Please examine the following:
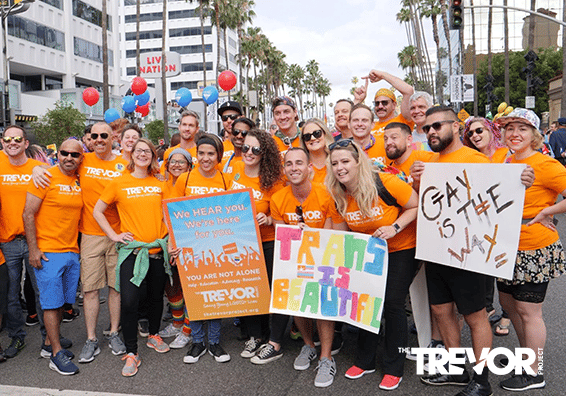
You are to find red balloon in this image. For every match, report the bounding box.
[131,77,147,95]
[82,87,99,107]
[136,103,150,117]
[218,70,237,91]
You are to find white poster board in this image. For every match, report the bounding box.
[416,163,526,280]
[271,225,389,335]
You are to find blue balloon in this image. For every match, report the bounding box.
[121,96,136,113]
[202,86,218,105]
[175,88,192,107]
[104,108,120,123]
[135,90,150,106]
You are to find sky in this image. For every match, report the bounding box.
[253,0,421,114]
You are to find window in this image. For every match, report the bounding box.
[169,9,197,19]
[7,16,65,51]
[170,26,212,37]
[229,37,237,49]
[181,62,212,72]
[126,30,162,40]
[124,12,162,23]
[171,81,198,90]
[169,44,212,55]
[45,76,63,90]
[40,0,63,9]
[126,67,136,76]
[126,47,161,58]
[74,37,114,66]
[72,0,112,31]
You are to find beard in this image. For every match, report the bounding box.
[386,146,405,160]
[429,133,453,153]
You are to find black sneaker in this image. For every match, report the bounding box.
[500,373,545,391]
[331,332,343,356]
[62,308,80,323]
[209,343,231,362]
[455,379,492,396]
[49,350,79,375]
[138,319,149,337]
[4,337,25,358]
[421,370,470,386]
[183,342,207,363]
[0,344,5,362]
[250,343,283,365]
[25,314,39,326]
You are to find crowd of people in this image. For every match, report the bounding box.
[0,69,564,396]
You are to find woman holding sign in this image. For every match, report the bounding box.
[227,129,284,359]
[93,138,171,377]
[327,139,419,391]
[174,133,231,364]
[300,118,334,184]
[494,109,566,391]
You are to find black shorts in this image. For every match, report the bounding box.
[496,281,549,303]
[0,264,7,315]
[425,262,488,316]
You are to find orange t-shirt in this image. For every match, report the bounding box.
[271,182,333,229]
[364,132,387,166]
[490,147,510,163]
[222,156,243,175]
[509,152,566,250]
[222,139,235,161]
[388,149,436,184]
[174,169,227,197]
[274,134,302,154]
[228,161,284,242]
[0,250,5,265]
[26,166,83,253]
[372,113,415,134]
[78,153,128,236]
[0,158,43,242]
[99,173,168,249]
[330,173,415,252]
[312,164,327,184]
[430,146,490,164]
[161,144,198,173]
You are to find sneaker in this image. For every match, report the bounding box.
[209,343,231,363]
[60,336,73,349]
[170,332,191,349]
[408,339,445,361]
[146,334,170,353]
[184,342,207,363]
[421,370,470,386]
[49,350,79,375]
[78,339,100,363]
[121,353,141,377]
[158,323,182,338]
[138,319,149,337]
[345,365,375,379]
[240,337,262,358]
[108,332,126,356]
[4,337,25,358]
[103,324,121,337]
[25,314,39,326]
[500,373,545,391]
[0,344,5,363]
[40,345,75,359]
[293,344,317,370]
[331,332,343,356]
[62,308,80,323]
[379,375,403,390]
[250,343,283,365]
[314,357,336,388]
[456,379,493,395]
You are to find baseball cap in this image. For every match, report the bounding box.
[217,101,243,116]
[495,108,540,130]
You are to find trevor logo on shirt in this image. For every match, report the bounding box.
[56,183,81,194]
[123,186,162,197]
[85,167,124,179]
[2,174,31,184]
[344,206,383,222]
[287,210,323,222]
[231,180,263,200]
[188,186,224,195]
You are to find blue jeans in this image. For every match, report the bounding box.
[189,319,222,344]
[1,238,45,340]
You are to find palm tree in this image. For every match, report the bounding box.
[232,0,255,97]
[470,0,478,115]
[102,0,109,110]
[162,0,168,142]
[420,0,441,102]
[286,63,305,119]
[438,0,453,75]
[136,0,141,76]
[398,45,418,86]
[504,0,510,103]
[188,0,209,129]
[305,60,321,117]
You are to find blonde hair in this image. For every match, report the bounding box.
[300,118,334,155]
[326,140,379,218]
[503,123,544,150]
[127,138,160,176]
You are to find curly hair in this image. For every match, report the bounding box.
[463,117,504,153]
[246,128,283,191]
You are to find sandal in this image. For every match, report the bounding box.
[494,318,511,336]
[487,309,502,324]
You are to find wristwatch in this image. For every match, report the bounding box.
[392,223,401,233]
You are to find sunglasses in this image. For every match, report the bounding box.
[295,205,304,223]
[374,100,391,108]
[242,144,261,156]
[329,138,357,151]
[231,128,248,137]
[59,150,81,158]
[302,129,323,142]
[466,127,484,138]
[2,136,24,143]
[221,114,239,122]
[422,120,456,134]
[90,132,109,140]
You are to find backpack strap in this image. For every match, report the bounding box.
[375,172,401,208]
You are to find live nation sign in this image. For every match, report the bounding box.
[139,51,181,78]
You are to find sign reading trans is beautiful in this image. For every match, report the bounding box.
[271,225,389,335]
[163,190,271,321]
[416,163,526,280]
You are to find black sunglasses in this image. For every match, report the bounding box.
[374,100,391,107]
[242,144,261,156]
[90,132,109,140]
[466,127,484,138]
[302,129,323,142]
[221,114,239,122]
[295,205,304,223]
[231,128,248,137]
[2,136,23,143]
[329,138,357,151]
[422,120,455,134]
[59,150,81,158]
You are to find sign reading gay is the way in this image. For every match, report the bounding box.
[416,163,526,280]
[163,190,271,321]
[271,225,389,335]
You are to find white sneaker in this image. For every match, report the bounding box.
[158,323,181,338]
[170,332,191,349]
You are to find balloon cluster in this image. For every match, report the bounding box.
[100,77,151,123]
[174,70,237,108]
[492,102,514,122]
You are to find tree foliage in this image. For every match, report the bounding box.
[31,101,86,147]
[145,119,165,145]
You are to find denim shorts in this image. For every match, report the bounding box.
[34,252,80,310]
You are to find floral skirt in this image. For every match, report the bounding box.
[499,239,566,286]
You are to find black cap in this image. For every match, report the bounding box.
[558,117,566,125]
[218,101,243,116]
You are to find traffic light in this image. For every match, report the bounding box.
[450,0,463,30]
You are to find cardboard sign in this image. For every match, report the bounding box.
[271,225,389,335]
[416,163,526,279]
[163,190,271,320]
